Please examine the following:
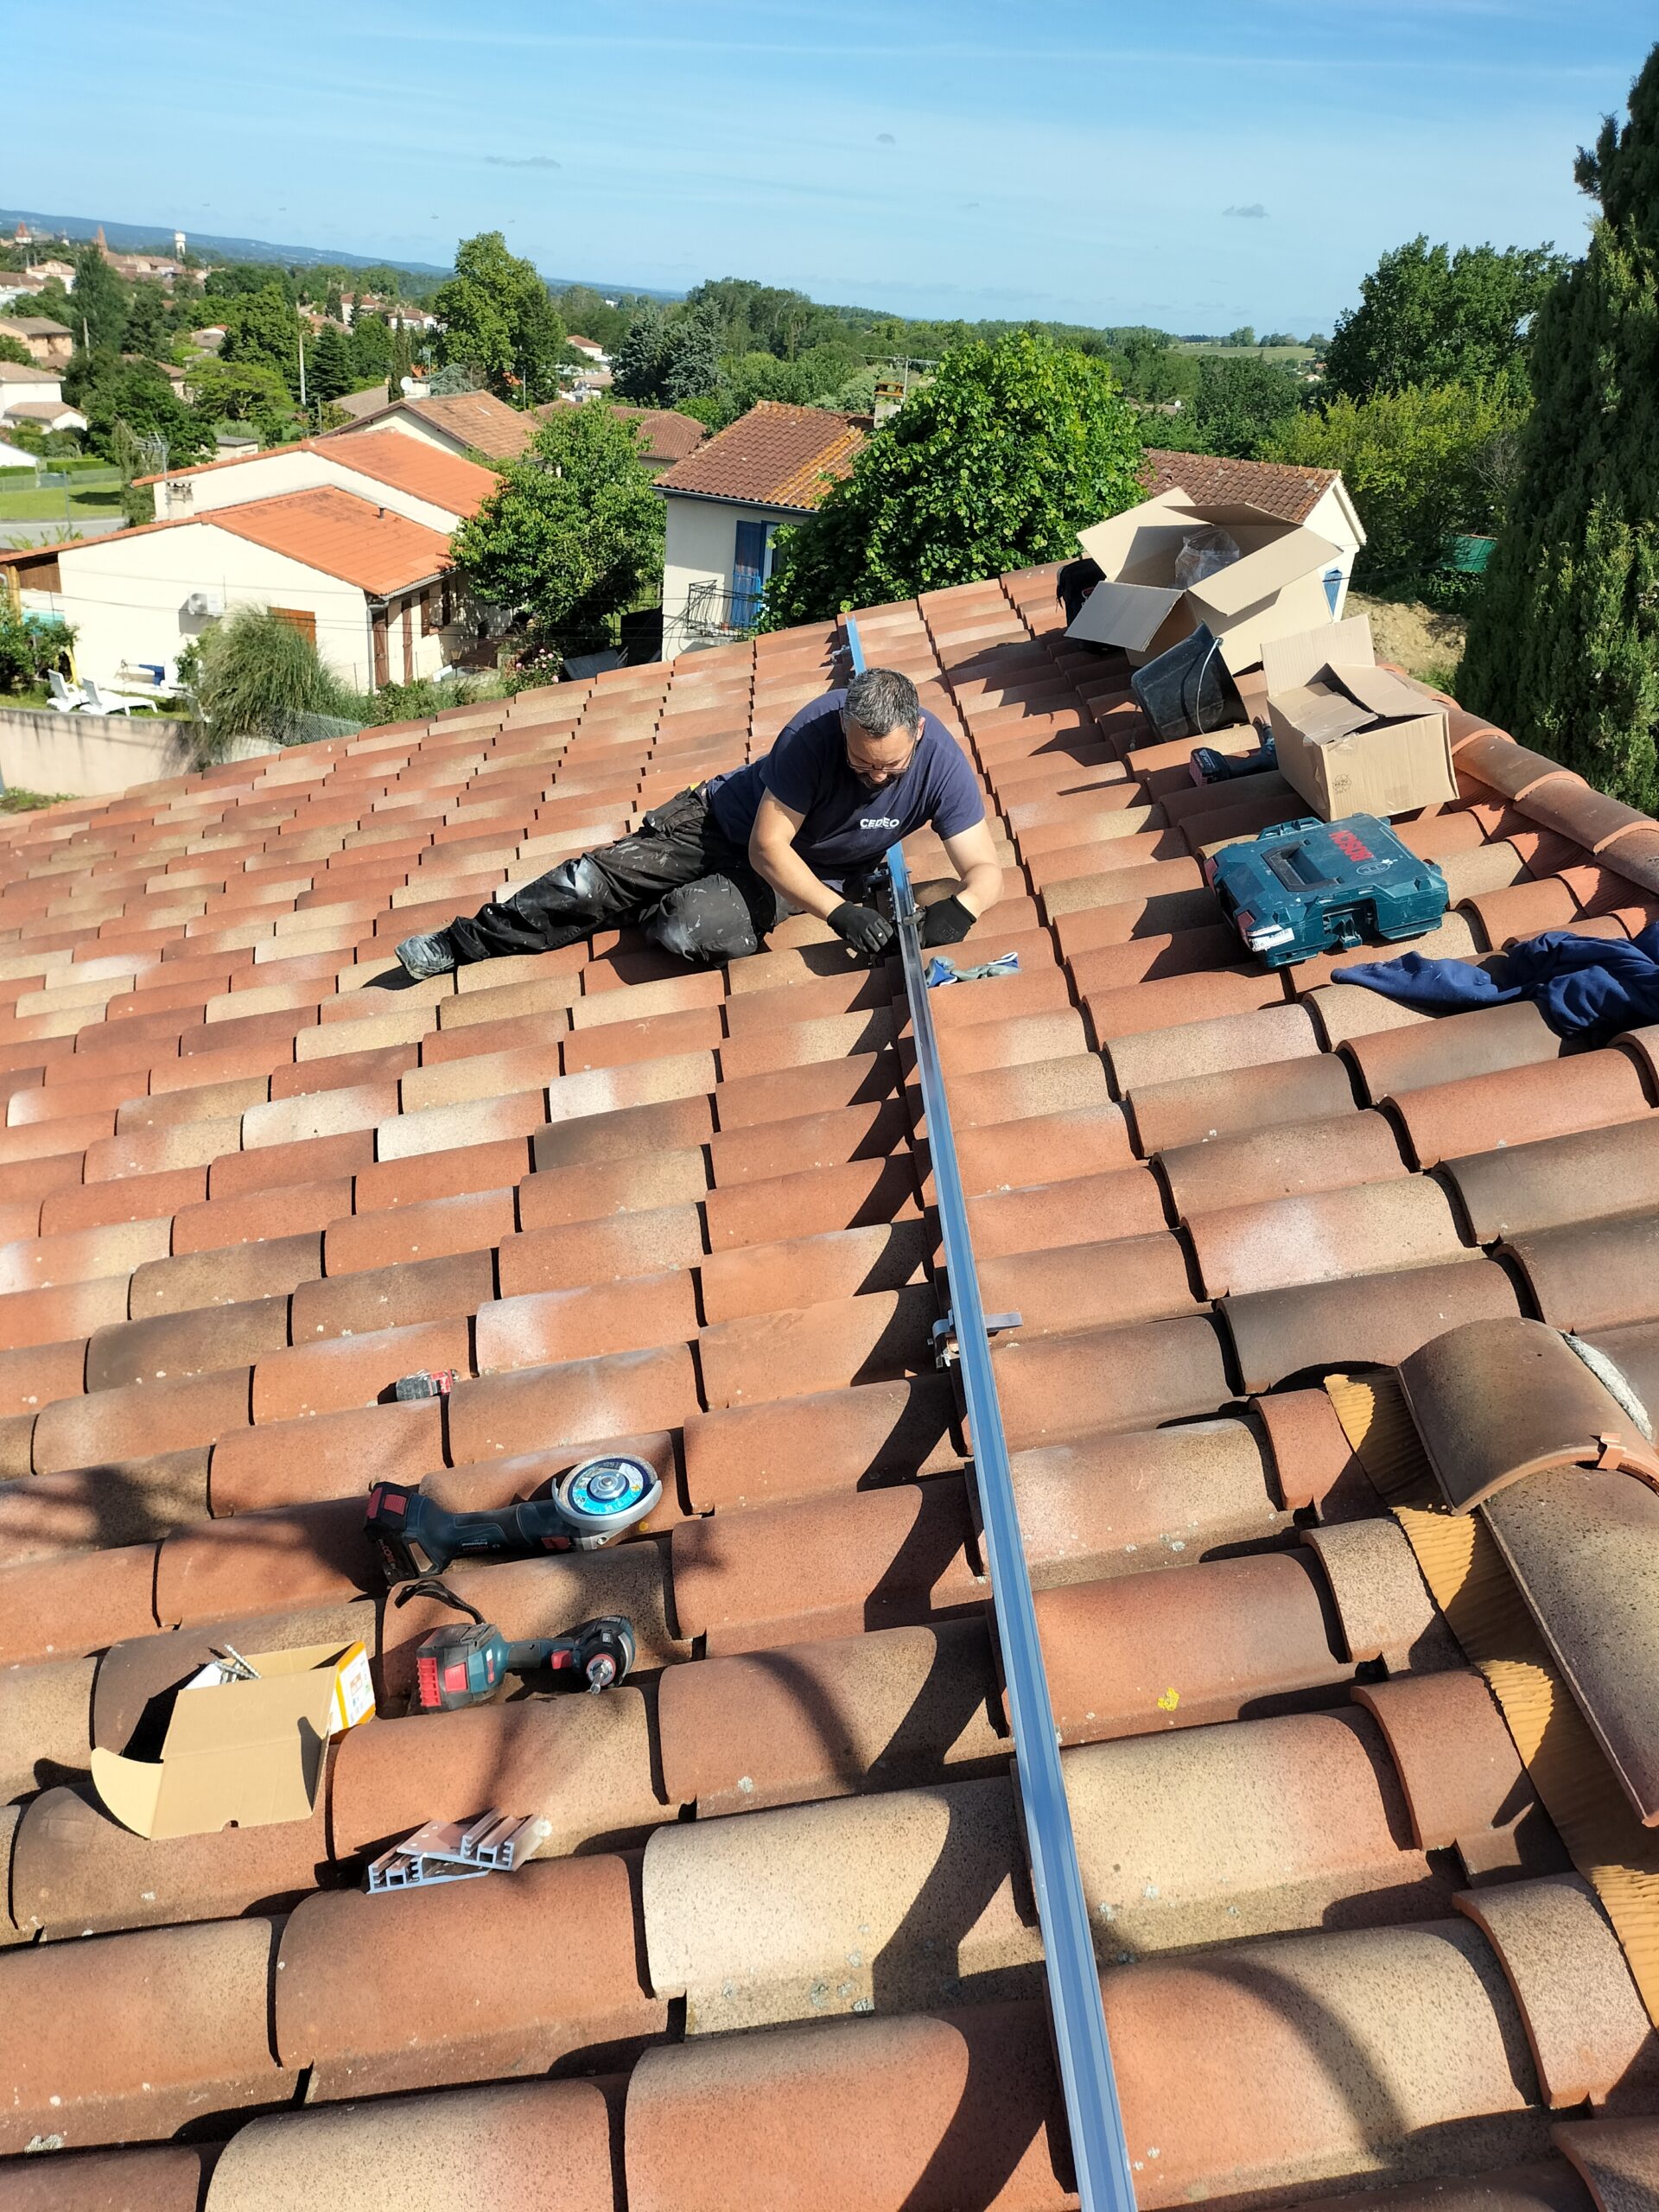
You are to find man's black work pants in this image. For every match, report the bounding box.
[446,785,791,967]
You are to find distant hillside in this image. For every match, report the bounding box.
[0,208,680,299]
[1,207,451,276]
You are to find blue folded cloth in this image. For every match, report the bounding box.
[925,951,1020,988]
[1335,920,1659,1045]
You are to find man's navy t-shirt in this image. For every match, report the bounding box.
[705,690,983,877]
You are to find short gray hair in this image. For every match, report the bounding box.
[843,666,920,737]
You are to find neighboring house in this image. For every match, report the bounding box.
[566,334,608,363]
[561,367,615,401]
[331,383,392,423]
[0,276,51,309]
[3,398,87,434]
[654,400,866,652]
[341,296,441,333]
[320,389,538,464]
[536,398,707,475]
[0,365,75,443]
[30,259,75,288]
[0,316,72,368]
[0,484,458,692]
[192,326,227,353]
[1141,447,1366,618]
[139,429,496,533]
[0,361,63,407]
[0,435,39,467]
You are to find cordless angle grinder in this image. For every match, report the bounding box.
[394,1579,637,1712]
[365,1452,664,1581]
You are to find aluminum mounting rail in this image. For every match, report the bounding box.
[845,613,1138,2212]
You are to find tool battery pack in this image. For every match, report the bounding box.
[1206,814,1448,969]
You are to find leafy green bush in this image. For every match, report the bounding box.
[1261,376,1529,594]
[452,404,664,654]
[0,608,76,696]
[1460,46,1659,811]
[187,606,359,757]
[761,331,1144,624]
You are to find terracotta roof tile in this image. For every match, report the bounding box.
[1142,444,1338,525]
[337,388,541,461]
[0,543,1656,2207]
[655,399,866,510]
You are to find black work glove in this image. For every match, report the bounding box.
[827,901,895,957]
[921,894,976,947]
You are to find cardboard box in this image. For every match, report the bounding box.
[91,1641,375,1840]
[1263,614,1457,821]
[1067,490,1344,672]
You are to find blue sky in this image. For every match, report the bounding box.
[7,0,1655,331]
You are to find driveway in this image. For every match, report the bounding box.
[0,514,127,548]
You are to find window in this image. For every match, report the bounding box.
[270,607,316,645]
[421,584,440,637]
[732,519,768,626]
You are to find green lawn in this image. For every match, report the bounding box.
[0,487,125,520]
[1175,342,1317,363]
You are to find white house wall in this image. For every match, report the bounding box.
[372,412,465,454]
[662,495,786,653]
[48,525,376,690]
[154,448,467,534]
[1306,481,1364,619]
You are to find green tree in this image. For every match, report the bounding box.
[611,307,665,402]
[1324,235,1567,404]
[204,262,299,303]
[350,312,396,388]
[762,331,1145,625]
[219,285,305,394]
[1110,329,1200,406]
[660,310,721,404]
[1225,326,1256,348]
[188,359,301,446]
[123,281,170,360]
[551,284,630,354]
[451,403,664,652]
[67,243,129,355]
[435,231,565,402]
[81,363,213,467]
[0,333,32,367]
[1460,50,1659,810]
[1165,353,1306,458]
[1262,374,1529,590]
[309,321,355,402]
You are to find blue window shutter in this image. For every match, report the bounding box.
[1323,567,1343,613]
[733,520,766,623]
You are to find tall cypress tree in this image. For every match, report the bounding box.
[1461,48,1659,810]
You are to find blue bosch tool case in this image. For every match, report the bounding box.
[1205,814,1448,969]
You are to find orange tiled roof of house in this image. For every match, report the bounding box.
[654,399,865,511]
[206,485,453,593]
[537,398,708,467]
[0,555,1657,2205]
[1141,445,1338,525]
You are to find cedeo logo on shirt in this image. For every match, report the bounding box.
[859,816,902,830]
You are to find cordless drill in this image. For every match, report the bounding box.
[395,1580,638,1713]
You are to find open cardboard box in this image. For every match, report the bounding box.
[1067,489,1343,672]
[91,1641,376,1840]
[1264,613,1457,821]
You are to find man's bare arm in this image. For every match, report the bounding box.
[939,819,1004,917]
[747,791,849,923]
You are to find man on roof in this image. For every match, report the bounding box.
[395,666,1003,977]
